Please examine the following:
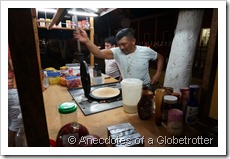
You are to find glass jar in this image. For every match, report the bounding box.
[58,102,78,127]
[167,109,183,136]
[56,102,89,147]
[161,95,178,124]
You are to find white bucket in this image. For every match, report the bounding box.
[120,78,143,114]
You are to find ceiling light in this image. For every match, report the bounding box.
[68,11,98,17]
[36,8,57,13]
[87,8,99,13]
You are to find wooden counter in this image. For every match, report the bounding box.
[42,78,201,147]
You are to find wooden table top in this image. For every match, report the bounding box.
[42,77,198,147]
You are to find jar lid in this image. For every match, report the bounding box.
[163,95,178,104]
[189,85,199,89]
[180,87,189,91]
[58,102,77,114]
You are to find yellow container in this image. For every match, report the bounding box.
[49,76,60,84]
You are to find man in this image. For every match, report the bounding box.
[74,28,164,84]
[104,36,121,80]
[8,46,22,146]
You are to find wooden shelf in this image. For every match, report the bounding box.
[38,26,91,31]
[36,8,95,66]
[38,26,74,30]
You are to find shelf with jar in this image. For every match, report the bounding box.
[36,19,91,31]
[35,8,95,66]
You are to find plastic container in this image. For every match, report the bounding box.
[39,18,45,27]
[66,76,81,89]
[60,66,68,75]
[120,78,143,114]
[47,71,61,84]
[43,71,49,88]
[92,76,104,85]
[60,77,67,86]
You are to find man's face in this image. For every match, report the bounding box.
[117,37,135,54]
[105,42,113,49]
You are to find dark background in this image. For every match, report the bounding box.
[37,8,213,77]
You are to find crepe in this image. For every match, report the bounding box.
[91,87,120,98]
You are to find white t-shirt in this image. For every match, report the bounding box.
[105,59,120,78]
[111,45,157,84]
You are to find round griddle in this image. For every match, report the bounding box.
[80,61,120,101]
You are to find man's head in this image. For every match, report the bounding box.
[104,36,117,49]
[116,28,136,54]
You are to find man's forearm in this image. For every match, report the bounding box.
[156,53,164,74]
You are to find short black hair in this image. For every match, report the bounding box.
[104,36,117,46]
[116,28,135,41]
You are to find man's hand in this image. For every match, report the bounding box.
[73,28,89,43]
[151,72,160,84]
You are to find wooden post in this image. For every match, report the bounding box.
[90,17,94,66]
[32,8,45,91]
[8,8,50,146]
[200,8,218,121]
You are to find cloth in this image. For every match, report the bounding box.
[8,89,21,132]
[105,59,121,79]
[111,45,157,84]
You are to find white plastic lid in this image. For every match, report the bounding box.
[163,95,178,104]
[120,78,143,86]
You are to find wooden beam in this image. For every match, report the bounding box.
[32,11,45,91]
[48,8,66,30]
[90,17,95,66]
[200,8,218,121]
[8,8,50,146]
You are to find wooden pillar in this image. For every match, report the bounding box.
[200,8,218,121]
[90,17,94,66]
[8,8,50,146]
[163,9,204,92]
[31,8,45,91]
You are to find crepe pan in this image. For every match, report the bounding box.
[80,61,120,101]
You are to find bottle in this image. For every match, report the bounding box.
[154,88,165,126]
[185,85,200,124]
[43,70,49,89]
[93,63,101,77]
[15,113,27,147]
[137,86,153,120]
[162,87,173,95]
[161,95,178,124]
[56,102,89,147]
[180,87,190,115]
[85,17,90,29]
[171,92,181,109]
[71,16,75,28]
